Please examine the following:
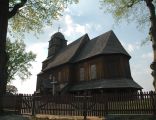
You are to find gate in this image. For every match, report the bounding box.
[20,94,33,115]
[33,94,108,118]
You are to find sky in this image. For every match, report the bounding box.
[12,0,154,94]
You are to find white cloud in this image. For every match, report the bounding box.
[65,14,73,25]
[64,15,74,36]
[85,24,91,31]
[142,52,153,59]
[127,44,134,53]
[121,42,134,53]
[121,41,140,53]
[65,6,83,17]
[75,24,86,34]
[27,42,47,51]
[95,24,102,31]
[63,14,90,37]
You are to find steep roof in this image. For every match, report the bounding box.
[43,30,130,71]
[43,34,89,71]
[73,30,130,62]
[69,78,142,91]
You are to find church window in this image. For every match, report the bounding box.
[53,38,56,43]
[90,64,96,80]
[80,67,85,81]
[58,72,61,82]
[51,47,56,54]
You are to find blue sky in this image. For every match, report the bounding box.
[12,0,154,93]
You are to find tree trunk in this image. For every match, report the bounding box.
[145,0,156,91]
[150,33,156,91]
[0,0,9,113]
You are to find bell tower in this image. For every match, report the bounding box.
[48,32,67,57]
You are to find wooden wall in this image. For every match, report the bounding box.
[72,54,132,82]
[42,65,70,84]
[72,56,103,82]
[37,54,132,89]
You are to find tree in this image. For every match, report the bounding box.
[6,39,36,83]
[6,85,18,94]
[100,0,156,91]
[0,0,78,112]
[0,1,9,112]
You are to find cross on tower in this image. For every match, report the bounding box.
[58,25,61,32]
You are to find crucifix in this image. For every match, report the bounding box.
[49,74,57,96]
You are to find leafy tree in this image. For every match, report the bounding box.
[6,85,18,94]
[100,0,156,91]
[0,0,78,112]
[6,39,36,83]
[9,0,78,37]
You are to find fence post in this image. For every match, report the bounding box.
[32,93,36,116]
[83,92,87,120]
[17,94,23,114]
[104,93,108,120]
[150,91,156,116]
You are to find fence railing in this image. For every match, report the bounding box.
[2,91,156,117]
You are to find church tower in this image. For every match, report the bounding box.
[48,32,67,57]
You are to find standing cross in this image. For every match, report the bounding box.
[49,75,57,96]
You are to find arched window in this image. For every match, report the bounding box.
[90,64,96,80]
[80,67,85,81]
[58,72,61,82]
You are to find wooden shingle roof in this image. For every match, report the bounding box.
[43,30,130,71]
[69,79,142,91]
[73,30,130,62]
[43,34,89,71]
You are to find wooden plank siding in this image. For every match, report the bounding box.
[36,54,133,94]
[48,65,70,83]
[72,54,131,82]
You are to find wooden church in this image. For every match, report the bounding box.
[36,30,142,95]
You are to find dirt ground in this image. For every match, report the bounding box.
[0,115,31,120]
[35,114,104,120]
[0,114,155,120]
[0,114,104,120]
